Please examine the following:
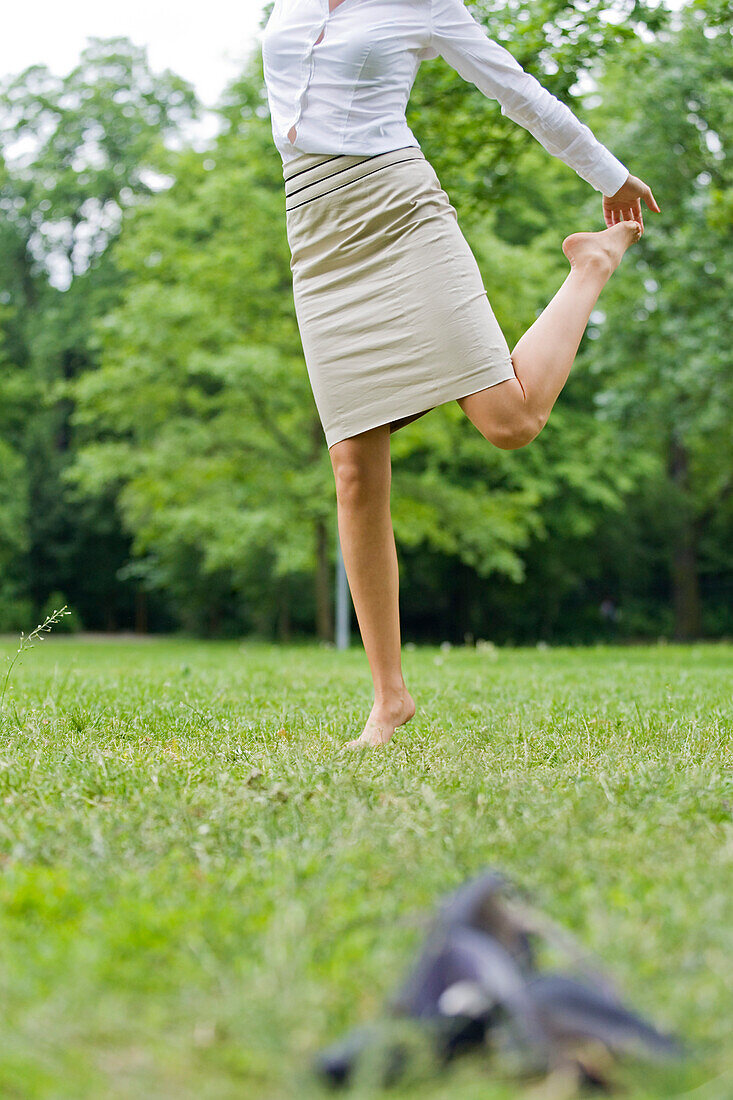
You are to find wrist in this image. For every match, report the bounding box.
[593,153,631,198]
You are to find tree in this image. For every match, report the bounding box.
[583,0,733,638]
[66,80,334,637]
[68,53,640,641]
[0,309,33,628]
[6,4,728,642]
[0,39,199,628]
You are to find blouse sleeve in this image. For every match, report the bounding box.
[428,0,629,196]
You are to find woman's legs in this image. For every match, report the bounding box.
[324,220,640,749]
[457,220,642,447]
[329,423,415,747]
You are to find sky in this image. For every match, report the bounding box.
[3,2,684,113]
[1,0,270,107]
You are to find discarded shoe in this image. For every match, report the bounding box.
[314,871,682,1092]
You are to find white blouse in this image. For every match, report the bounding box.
[259,0,629,197]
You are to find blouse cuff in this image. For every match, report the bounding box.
[581,148,630,197]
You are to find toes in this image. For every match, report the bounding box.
[343,734,391,749]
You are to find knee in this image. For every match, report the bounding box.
[332,459,380,508]
[484,408,547,451]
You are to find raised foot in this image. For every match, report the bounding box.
[562,221,642,278]
[344,689,416,750]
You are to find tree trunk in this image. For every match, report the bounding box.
[134,590,148,634]
[668,435,702,640]
[277,580,292,642]
[314,518,333,641]
[311,415,332,641]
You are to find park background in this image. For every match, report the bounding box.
[0,2,731,1098]
[0,0,730,646]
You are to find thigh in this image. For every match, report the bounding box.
[456,375,526,438]
[328,423,392,486]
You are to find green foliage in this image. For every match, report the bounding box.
[66,65,581,632]
[0,4,730,640]
[0,37,198,282]
[576,1,733,637]
[409,0,671,211]
[0,434,29,617]
[65,95,335,633]
[39,593,82,633]
[0,39,202,631]
[0,322,32,626]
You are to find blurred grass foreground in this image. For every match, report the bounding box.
[0,635,730,1097]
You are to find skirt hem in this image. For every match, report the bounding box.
[324,362,516,450]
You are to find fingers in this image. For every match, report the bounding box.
[644,185,661,213]
[603,189,654,232]
[602,176,659,234]
[626,207,643,234]
[605,205,644,234]
[623,208,642,234]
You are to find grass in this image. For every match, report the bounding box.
[0,635,730,1099]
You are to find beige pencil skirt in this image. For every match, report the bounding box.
[284,145,516,450]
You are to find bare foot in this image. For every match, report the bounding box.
[562,220,642,279]
[344,689,416,749]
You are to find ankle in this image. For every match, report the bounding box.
[373,682,408,708]
[571,251,614,281]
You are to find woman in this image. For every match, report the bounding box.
[260,0,660,749]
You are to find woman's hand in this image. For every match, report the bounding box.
[603,174,660,234]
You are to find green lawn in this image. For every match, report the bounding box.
[0,636,730,1099]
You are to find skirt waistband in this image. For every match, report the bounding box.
[283,146,425,211]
